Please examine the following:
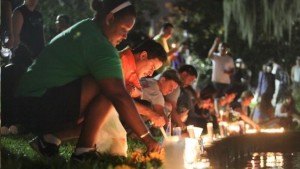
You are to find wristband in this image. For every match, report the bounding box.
[140,131,150,138]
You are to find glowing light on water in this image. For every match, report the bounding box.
[248,152,285,168]
[260,127,284,133]
[246,127,284,134]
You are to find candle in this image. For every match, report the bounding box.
[164,136,185,169]
[206,122,213,142]
[218,122,228,138]
[184,138,198,167]
[187,125,195,138]
[193,127,203,139]
[173,127,182,136]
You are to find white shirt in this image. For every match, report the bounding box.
[140,78,165,107]
[210,52,234,84]
[292,65,300,82]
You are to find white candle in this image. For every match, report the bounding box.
[187,125,195,138]
[164,136,185,169]
[207,122,213,142]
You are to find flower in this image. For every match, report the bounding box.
[114,164,133,169]
[128,149,165,168]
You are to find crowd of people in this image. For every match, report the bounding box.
[1,0,300,165]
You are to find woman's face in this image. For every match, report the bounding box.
[105,15,135,47]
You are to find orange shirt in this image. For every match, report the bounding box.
[120,48,141,89]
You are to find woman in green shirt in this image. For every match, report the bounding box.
[16,0,161,162]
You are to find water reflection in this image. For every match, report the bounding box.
[245,152,300,169]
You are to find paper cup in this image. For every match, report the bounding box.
[164,136,185,169]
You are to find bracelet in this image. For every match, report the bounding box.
[140,131,150,138]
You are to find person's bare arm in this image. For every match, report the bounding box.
[208,37,221,59]
[97,78,161,152]
[12,10,23,49]
[234,107,260,130]
[135,101,166,127]
[168,100,186,128]
[152,104,168,120]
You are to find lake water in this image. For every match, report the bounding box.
[205,152,300,169]
[242,152,300,169]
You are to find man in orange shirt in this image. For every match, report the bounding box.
[120,40,168,125]
[96,40,167,156]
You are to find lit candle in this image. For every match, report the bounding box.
[164,136,185,169]
[171,43,176,49]
[206,122,213,142]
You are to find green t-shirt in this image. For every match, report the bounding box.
[17,19,123,97]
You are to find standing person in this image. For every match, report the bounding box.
[254,63,275,102]
[15,0,161,162]
[2,0,45,134]
[12,0,45,69]
[291,56,300,88]
[55,14,71,33]
[153,23,178,74]
[0,0,13,135]
[231,58,251,100]
[1,0,13,49]
[208,37,235,118]
[171,42,188,71]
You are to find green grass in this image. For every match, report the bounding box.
[1,134,161,169]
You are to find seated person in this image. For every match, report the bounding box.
[230,90,260,130]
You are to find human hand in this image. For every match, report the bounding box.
[214,37,221,44]
[254,123,261,131]
[150,114,166,128]
[142,135,162,153]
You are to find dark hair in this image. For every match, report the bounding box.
[132,40,167,63]
[91,0,136,20]
[178,64,198,77]
[162,22,174,30]
[161,69,182,86]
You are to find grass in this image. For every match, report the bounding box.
[1,134,163,169]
